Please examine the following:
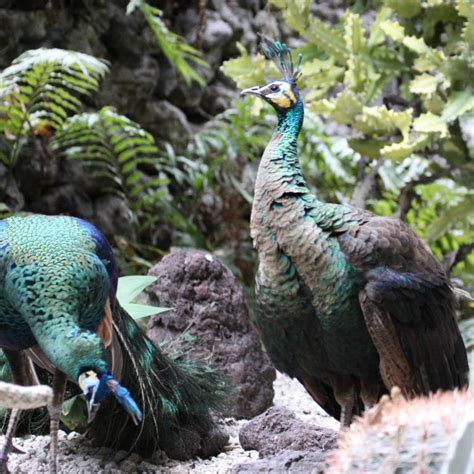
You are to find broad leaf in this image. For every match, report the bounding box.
[442,92,474,122]
[122,303,171,319]
[117,275,157,304]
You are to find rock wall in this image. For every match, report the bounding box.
[0,0,279,240]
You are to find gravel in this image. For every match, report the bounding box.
[2,373,339,473]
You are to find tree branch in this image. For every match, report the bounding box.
[351,159,382,209]
[394,174,443,221]
[443,243,474,274]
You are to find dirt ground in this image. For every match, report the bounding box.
[4,372,339,473]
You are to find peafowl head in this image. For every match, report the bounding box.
[241,35,302,115]
[79,370,142,425]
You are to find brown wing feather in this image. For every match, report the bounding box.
[297,371,342,420]
[359,289,420,396]
[339,214,469,394]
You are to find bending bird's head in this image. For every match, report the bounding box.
[240,35,302,115]
[78,370,142,425]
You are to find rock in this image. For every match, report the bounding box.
[146,249,276,419]
[239,407,338,456]
[91,194,137,241]
[143,100,192,152]
[118,459,138,472]
[202,12,233,51]
[113,449,128,463]
[231,449,328,473]
[103,461,119,471]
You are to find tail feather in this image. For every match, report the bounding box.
[88,303,228,459]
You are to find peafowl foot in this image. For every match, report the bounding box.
[0,407,21,474]
[0,454,10,474]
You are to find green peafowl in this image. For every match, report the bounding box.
[241,37,469,426]
[0,214,226,473]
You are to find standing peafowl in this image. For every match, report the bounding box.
[0,214,226,473]
[241,37,469,426]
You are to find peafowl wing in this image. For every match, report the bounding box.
[335,214,469,395]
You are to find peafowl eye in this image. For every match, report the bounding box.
[241,80,298,111]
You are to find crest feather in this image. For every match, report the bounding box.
[259,34,302,84]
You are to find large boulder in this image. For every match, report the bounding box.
[239,407,338,457]
[233,407,338,473]
[146,249,276,419]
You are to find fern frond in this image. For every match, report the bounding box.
[0,48,108,166]
[127,0,208,86]
[52,107,168,212]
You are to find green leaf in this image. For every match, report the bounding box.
[128,1,207,86]
[409,73,441,95]
[0,48,109,166]
[368,7,393,47]
[60,395,88,432]
[52,106,165,218]
[344,12,366,54]
[117,275,157,304]
[383,0,421,18]
[122,303,171,320]
[220,43,267,89]
[413,112,448,137]
[283,0,311,31]
[306,18,348,61]
[442,91,474,122]
[426,195,474,242]
[356,106,413,138]
[310,92,363,124]
[381,134,430,160]
[380,20,405,42]
[348,138,384,159]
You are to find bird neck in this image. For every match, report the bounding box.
[254,98,309,201]
[37,321,109,381]
[275,99,304,142]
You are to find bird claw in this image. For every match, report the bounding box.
[0,457,10,474]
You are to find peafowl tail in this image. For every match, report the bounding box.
[88,302,228,460]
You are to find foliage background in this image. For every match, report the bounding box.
[0,0,472,321]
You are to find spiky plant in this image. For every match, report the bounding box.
[327,390,474,474]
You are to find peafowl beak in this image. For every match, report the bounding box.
[78,370,101,423]
[240,86,264,98]
[79,371,143,425]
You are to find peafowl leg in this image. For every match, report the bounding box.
[0,349,38,473]
[333,379,357,428]
[0,408,20,473]
[48,369,67,474]
[339,398,355,428]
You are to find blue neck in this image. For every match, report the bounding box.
[275,99,304,138]
[252,96,311,202]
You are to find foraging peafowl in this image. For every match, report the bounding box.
[0,214,226,472]
[241,37,469,426]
